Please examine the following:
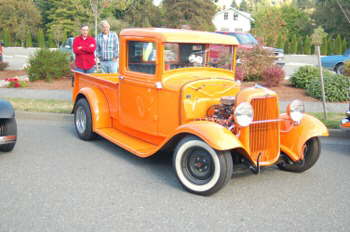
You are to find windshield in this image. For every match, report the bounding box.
[164,43,234,71]
[234,33,257,45]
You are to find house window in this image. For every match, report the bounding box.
[224,12,228,20]
[233,13,238,21]
[127,41,156,74]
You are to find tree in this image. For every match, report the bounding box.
[252,7,286,44]
[162,0,216,31]
[47,0,91,40]
[289,34,298,54]
[304,36,312,55]
[240,0,249,12]
[37,29,46,48]
[2,29,11,46]
[335,34,343,54]
[25,33,33,48]
[124,0,162,27]
[321,37,328,55]
[0,0,42,46]
[253,5,313,47]
[342,38,348,53]
[314,0,350,38]
[297,36,303,54]
[284,39,289,54]
[276,33,284,49]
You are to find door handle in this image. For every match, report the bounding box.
[118,75,125,80]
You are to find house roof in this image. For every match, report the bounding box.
[214,7,255,22]
[120,28,239,45]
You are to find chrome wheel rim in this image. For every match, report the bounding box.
[75,106,87,134]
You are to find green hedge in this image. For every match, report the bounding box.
[289,66,321,89]
[26,49,71,82]
[306,73,350,102]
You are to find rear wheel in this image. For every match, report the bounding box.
[74,98,96,140]
[173,136,233,195]
[0,118,17,152]
[278,137,321,173]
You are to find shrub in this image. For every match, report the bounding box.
[237,45,275,81]
[235,66,245,81]
[262,65,285,87]
[0,61,9,71]
[343,60,350,77]
[26,49,71,82]
[306,73,350,102]
[290,65,327,89]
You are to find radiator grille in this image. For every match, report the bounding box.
[249,96,280,162]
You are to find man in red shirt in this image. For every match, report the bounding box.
[73,24,96,73]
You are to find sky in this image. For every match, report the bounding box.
[153,0,162,6]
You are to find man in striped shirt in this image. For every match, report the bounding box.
[96,20,119,73]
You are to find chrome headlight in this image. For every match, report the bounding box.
[234,102,254,127]
[287,100,305,123]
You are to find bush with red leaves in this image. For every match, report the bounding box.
[235,66,245,81]
[261,65,285,87]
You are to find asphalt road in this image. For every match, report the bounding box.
[0,118,349,232]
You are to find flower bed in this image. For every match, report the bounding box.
[0,76,29,88]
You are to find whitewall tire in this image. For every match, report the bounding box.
[173,136,233,195]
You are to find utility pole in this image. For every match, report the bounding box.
[312,27,328,120]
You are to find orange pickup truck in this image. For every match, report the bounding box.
[72,28,328,195]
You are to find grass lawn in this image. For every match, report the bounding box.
[309,112,345,129]
[4,97,73,114]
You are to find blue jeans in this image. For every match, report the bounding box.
[100,60,118,73]
[75,66,96,74]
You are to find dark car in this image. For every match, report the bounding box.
[0,99,17,152]
[59,37,75,61]
[216,31,285,66]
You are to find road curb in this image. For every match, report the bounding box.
[15,111,73,121]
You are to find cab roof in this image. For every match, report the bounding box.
[120,28,239,45]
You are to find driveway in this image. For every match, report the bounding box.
[0,118,349,231]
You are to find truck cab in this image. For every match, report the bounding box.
[72,28,328,195]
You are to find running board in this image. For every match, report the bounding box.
[95,128,158,158]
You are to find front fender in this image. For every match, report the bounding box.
[280,113,328,161]
[75,87,111,130]
[0,100,15,119]
[173,120,245,151]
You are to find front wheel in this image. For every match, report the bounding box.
[173,136,233,195]
[278,137,321,173]
[74,98,96,140]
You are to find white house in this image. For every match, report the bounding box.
[212,7,254,32]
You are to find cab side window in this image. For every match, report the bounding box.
[128,41,156,74]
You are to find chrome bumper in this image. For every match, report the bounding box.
[0,135,16,145]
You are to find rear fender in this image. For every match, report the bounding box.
[74,87,111,130]
[172,121,246,152]
[280,113,328,161]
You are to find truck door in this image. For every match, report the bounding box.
[118,40,159,136]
